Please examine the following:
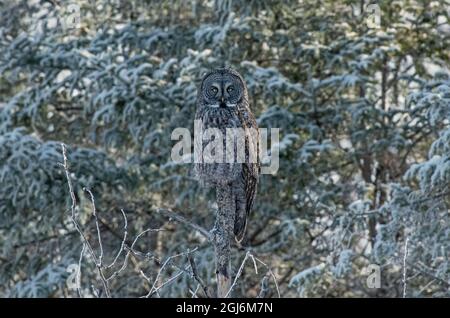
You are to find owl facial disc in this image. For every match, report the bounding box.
[201,70,243,108]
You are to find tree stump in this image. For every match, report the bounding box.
[213,183,235,298]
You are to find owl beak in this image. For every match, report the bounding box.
[219,96,226,108]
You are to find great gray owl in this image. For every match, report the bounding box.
[194,68,259,243]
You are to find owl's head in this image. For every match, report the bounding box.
[200,68,246,108]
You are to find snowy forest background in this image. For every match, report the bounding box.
[1,0,450,298]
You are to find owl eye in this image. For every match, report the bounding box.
[227,86,234,93]
[210,86,218,94]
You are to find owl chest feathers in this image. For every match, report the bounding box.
[194,107,248,185]
[200,107,242,130]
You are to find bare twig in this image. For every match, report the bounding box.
[252,255,281,298]
[107,228,163,282]
[190,284,201,298]
[144,248,198,298]
[157,208,210,239]
[150,270,184,297]
[60,143,111,298]
[106,209,128,269]
[225,251,281,298]
[403,237,409,298]
[225,251,251,298]
[83,188,104,266]
[187,252,210,297]
[76,243,86,298]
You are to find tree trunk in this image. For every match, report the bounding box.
[213,183,235,298]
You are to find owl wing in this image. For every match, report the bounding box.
[243,121,259,214]
[234,105,260,243]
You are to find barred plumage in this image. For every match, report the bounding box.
[194,68,259,243]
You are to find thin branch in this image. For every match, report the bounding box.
[225,251,281,298]
[157,208,210,239]
[190,284,201,298]
[60,143,111,298]
[403,237,409,298]
[145,248,198,298]
[252,255,281,298]
[187,252,210,298]
[225,251,251,298]
[76,243,86,298]
[106,209,128,269]
[107,228,163,282]
[84,187,104,267]
[150,270,184,297]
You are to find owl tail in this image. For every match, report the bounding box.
[234,193,248,243]
[234,219,247,244]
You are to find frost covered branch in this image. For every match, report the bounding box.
[61,144,205,297]
[403,237,409,298]
[225,251,280,298]
[60,143,111,297]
